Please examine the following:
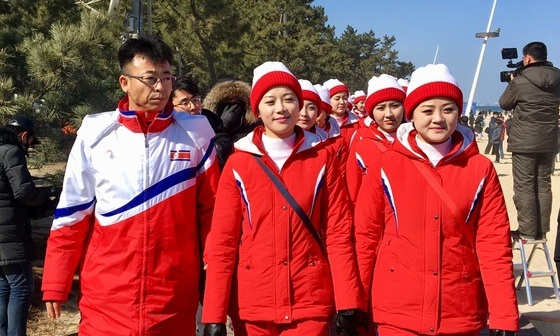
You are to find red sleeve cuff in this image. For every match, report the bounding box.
[43,290,68,302]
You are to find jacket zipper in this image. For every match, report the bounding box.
[140,133,149,334]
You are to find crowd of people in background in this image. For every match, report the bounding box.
[4,35,560,336]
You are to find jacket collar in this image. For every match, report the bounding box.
[117,96,175,134]
[336,111,360,127]
[235,125,323,156]
[394,123,478,164]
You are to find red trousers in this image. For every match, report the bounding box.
[376,324,479,336]
[231,319,330,336]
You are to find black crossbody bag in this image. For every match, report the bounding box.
[253,156,326,256]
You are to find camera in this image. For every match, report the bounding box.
[500,48,524,83]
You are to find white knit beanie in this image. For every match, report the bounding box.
[298,79,321,110]
[314,84,332,113]
[353,90,366,104]
[250,61,303,117]
[323,78,349,98]
[365,74,406,117]
[397,78,409,93]
[404,64,463,120]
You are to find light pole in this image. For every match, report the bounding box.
[465,0,499,116]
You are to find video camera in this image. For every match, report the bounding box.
[500,48,524,83]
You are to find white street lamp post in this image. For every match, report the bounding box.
[465,0,499,116]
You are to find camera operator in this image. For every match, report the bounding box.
[499,41,560,241]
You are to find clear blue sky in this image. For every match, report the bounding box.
[313,0,560,106]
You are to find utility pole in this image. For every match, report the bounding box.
[126,0,152,38]
[126,0,142,38]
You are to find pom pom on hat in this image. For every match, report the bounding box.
[250,61,303,117]
[323,78,349,98]
[314,84,332,113]
[353,90,366,104]
[298,79,321,111]
[404,63,463,121]
[397,78,409,93]
[365,74,406,117]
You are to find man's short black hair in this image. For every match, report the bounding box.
[118,35,174,73]
[171,76,200,99]
[523,41,547,62]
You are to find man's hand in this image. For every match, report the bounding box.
[45,301,62,319]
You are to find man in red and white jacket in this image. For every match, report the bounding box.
[42,35,220,336]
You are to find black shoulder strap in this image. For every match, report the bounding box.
[253,155,326,256]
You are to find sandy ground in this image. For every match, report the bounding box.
[25,133,560,335]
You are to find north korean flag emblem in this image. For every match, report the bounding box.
[170,150,191,161]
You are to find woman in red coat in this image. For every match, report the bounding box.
[323,78,360,146]
[203,62,363,336]
[354,64,519,335]
[346,74,406,205]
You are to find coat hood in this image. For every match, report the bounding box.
[234,125,323,156]
[0,127,25,152]
[520,62,560,91]
[203,79,252,117]
[394,122,478,164]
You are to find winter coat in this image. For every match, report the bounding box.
[202,126,360,324]
[354,123,519,334]
[474,115,484,134]
[0,127,48,265]
[317,117,348,177]
[336,111,361,146]
[499,61,560,153]
[203,79,261,168]
[346,124,396,205]
[486,116,498,138]
[42,98,220,336]
[489,123,504,145]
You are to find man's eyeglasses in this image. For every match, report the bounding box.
[124,74,176,86]
[174,96,202,108]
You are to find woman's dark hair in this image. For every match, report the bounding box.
[171,76,200,99]
[118,35,174,73]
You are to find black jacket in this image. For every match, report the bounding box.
[499,61,560,153]
[0,127,48,265]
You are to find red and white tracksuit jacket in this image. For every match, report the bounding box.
[203,126,360,325]
[355,123,519,334]
[42,98,220,335]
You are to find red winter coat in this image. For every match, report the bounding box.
[346,124,394,205]
[355,123,519,334]
[316,118,348,177]
[336,111,361,146]
[203,126,360,324]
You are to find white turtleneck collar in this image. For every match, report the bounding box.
[261,132,297,171]
[415,136,453,167]
[379,128,396,143]
[332,115,344,127]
